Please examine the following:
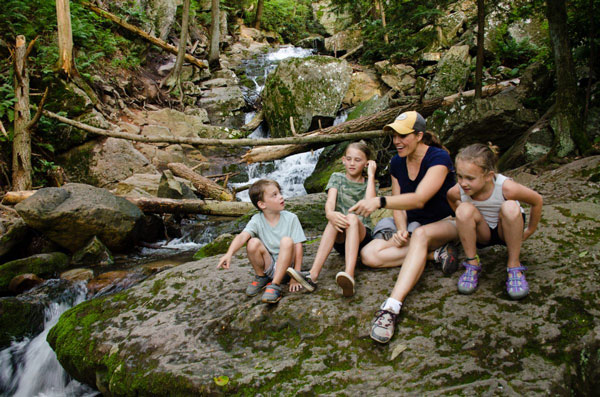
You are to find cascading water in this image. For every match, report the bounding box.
[0,283,98,397]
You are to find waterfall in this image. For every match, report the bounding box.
[0,283,98,397]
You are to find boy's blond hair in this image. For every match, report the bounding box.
[249,179,281,210]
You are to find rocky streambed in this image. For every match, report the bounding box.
[45,157,600,395]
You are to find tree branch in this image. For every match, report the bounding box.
[27,87,49,131]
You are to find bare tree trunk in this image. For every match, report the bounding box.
[475,0,485,99]
[546,0,590,156]
[376,0,389,45]
[208,0,220,69]
[165,0,190,96]
[56,0,75,77]
[254,0,264,30]
[12,35,32,191]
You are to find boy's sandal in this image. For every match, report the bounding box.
[506,265,529,300]
[457,261,482,295]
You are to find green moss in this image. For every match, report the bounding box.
[0,252,70,294]
[150,279,166,295]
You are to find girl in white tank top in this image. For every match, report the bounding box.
[446,144,543,301]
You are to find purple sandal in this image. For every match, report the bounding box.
[457,261,481,295]
[506,265,529,300]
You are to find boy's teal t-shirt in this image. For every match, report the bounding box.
[242,210,306,260]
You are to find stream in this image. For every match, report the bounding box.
[0,45,327,396]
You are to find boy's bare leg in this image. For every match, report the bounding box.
[390,221,458,302]
[273,237,294,285]
[455,202,491,266]
[498,201,524,269]
[309,222,341,281]
[344,214,366,278]
[246,238,271,276]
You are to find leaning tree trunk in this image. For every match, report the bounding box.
[208,0,220,68]
[164,0,190,93]
[475,0,485,99]
[56,0,75,77]
[254,0,264,30]
[12,35,32,191]
[546,0,590,156]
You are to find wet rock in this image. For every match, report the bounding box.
[425,45,471,100]
[304,143,347,193]
[0,252,69,295]
[263,56,352,138]
[60,268,94,283]
[71,236,115,267]
[193,233,234,259]
[86,271,141,297]
[47,159,600,394]
[0,296,45,349]
[8,274,44,294]
[0,210,28,259]
[15,184,144,253]
[57,137,157,190]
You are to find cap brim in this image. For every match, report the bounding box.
[383,121,414,135]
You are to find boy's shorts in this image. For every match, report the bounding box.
[333,228,373,256]
[476,213,527,249]
[264,255,291,283]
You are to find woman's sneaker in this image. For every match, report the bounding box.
[262,283,282,303]
[370,309,399,344]
[335,271,355,297]
[245,275,271,297]
[286,268,317,292]
[436,242,459,275]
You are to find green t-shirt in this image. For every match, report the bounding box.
[326,172,378,224]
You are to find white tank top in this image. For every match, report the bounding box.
[458,174,522,228]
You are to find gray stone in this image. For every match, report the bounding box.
[311,0,353,35]
[198,85,246,127]
[375,61,417,94]
[157,170,197,199]
[343,70,383,106]
[15,183,143,253]
[144,0,181,41]
[262,56,352,138]
[71,236,114,267]
[112,173,195,197]
[425,45,471,100]
[146,108,210,130]
[47,160,600,393]
[324,27,362,53]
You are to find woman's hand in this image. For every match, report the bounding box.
[327,211,349,232]
[349,197,380,217]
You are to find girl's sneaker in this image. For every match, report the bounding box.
[506,265,529,300]
[335,271,355,297]
[457,261,482,295]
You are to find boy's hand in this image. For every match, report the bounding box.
[289,278,302,292]
[327,211,349,232]
[392,230,409,247]
[366,160,377,178]
[217,254,231,269]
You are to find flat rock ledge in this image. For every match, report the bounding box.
[48,159,600,395]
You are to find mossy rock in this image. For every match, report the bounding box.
[304,143,348,193]
[71,236,114,267]
[193,233,235,260]
[0,252,69,295]
[0,297,45,349]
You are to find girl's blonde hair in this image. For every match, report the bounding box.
[346,140,373,160]
[456,143,500,173]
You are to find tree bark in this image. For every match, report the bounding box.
[2,191,253,216]
[56,0,75,77]
[12,35,32,191]
[546,0,590,156]
[243,78,520,163]
[81,1,207,69]
[475,0,485,99]
[208,0,220,68]
[254,0,264,30]
[167,162,234,201]
[241,109,264,131]
[376,0,389,45]
[165,0,191,91]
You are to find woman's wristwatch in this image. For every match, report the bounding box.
[379,196,387,209]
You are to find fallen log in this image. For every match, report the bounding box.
[81,2,207,69]
[241,109,264,131]
[2,191,253,216]
[242,78,520,163]
[167,162,234,201]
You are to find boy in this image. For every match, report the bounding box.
[217,179,306,303]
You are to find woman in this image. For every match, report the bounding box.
[349,111,458,344]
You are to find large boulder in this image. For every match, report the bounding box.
[343,69,383,106]
[323,27,363,53]
[15,184,144,253]
[374,61,417,94]
[47,160,600,394]
[0,296,45,348]
[143,0,180,41]
[0,210,28,259]
[197,85,246,127]
[430,92,538,154]
[0,252,69,295]
[311,0,353,35]
[57,138,157,190]
[424,45,471,100]
[112,173,195,197]
[263,56,352,138]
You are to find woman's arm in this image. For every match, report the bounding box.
[503,180,543,240]
[350,165,449,217]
